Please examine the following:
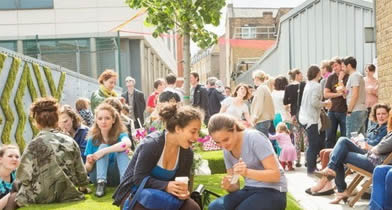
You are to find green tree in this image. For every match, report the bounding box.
[126,0,225,104]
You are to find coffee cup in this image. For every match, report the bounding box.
[175,177,189,196]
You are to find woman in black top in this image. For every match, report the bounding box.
[283,68,307,167]
[113,103,203,210]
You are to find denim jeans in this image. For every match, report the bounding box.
[370,165,392,210]
[254,120,272,137]
[326,111,346,148]
[89,144,130,186]
[305,124,325,174]
[346,110,367,138]
[208,186,286,210]
[327,137,374,192]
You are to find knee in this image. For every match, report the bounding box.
[208,197,225,210]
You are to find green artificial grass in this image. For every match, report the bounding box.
[20,175,302,210]
[199,150,226,174]
[194,174,302,210]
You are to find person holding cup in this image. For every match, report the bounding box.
[208,114,287,210]
[113,104,203,210]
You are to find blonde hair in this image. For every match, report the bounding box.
[252,70,267,82]
[276,122,289,134]
[0,145,19,157]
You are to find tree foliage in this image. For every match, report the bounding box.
[126,0,225,49]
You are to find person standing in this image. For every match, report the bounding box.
[207,77,226,117]
[190,72,209,124]
[164,73,184,102]
[146,79,166,114]
[299,65,331,174]
[283,68,306,167]
[122,76,146,128]
[364,64,379,130]
[343,56,368,138]
[250,70,275,137]
[324,57,349,148]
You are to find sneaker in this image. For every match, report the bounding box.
[295,162,302,167]
[95,179,106,197]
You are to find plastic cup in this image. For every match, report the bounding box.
[175,177,189,196]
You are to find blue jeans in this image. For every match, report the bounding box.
[305,124,325,174]
[255,120,272,137]
[370,165,392,210]
[89,144,130,186]
[327,137,374,192]
[346,110,367,138]
[208,187,286,210]
[326,111,346,148]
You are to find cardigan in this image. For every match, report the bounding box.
[112,130,194,206]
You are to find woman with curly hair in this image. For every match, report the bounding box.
[9,97,89,208]
[91,69,118,113]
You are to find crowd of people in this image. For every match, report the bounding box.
[0,55,391,210]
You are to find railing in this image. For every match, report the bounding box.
[233,26,276,39]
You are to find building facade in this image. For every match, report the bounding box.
[224,4,291,85]
[191,45,220,84]
[0,0,177,95]
[376,0,392,104]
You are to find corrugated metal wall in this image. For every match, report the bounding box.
[236,0,375,84]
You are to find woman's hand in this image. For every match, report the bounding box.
[221,175,233,190]
[86,154,96,164]
[92,150,105,161]
[165,181,188,199]
[233,159,248,177]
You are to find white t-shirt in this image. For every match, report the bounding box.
[221,97,249,120]
[271,90,290,121]
[346,71,367,112]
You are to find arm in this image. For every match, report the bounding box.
[324,87,343,99]
[0,193,10,209]
[347,86,359,112]
[94,135,132,160]
[221,168,241,193]
[310,86,323,109]
[371,134,392,155]
[283,87,290,105]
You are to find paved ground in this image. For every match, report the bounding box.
[285,160,369,210]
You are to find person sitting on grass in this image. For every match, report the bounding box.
[113,103,203,210]
[8,97,90,209]
[208,114,287,210]
[59,105,89,162]
[84,103,132,197]
[0,145,20,210]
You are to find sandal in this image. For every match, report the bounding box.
[314,168,336,181]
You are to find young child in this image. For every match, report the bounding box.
[75,98,94,127]
[269,122,297,171]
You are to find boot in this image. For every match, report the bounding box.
[95,179,106,197]
[288,161,295,171]
[280,161,287,170]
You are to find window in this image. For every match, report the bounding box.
[0,0,53,10]
[241,27,257,39]
[0,41,17,51]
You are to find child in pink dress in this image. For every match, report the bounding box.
[269,122,297,170]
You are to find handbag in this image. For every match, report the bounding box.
[123,176,183,210]
[319,109,331,132]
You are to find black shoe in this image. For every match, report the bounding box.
[95,180,106,197]
[295,162,302,167]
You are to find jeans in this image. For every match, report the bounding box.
[326,111,346,148]
[208,187,286,210]
[255,120,272,137]
[305,124,325,174]
[370,165,392,210]
[89,144,130,186]
[346,110,367,138]
[327,137,374,192]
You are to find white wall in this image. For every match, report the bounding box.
[0,0,177,71]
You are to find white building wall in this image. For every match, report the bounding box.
[0,0,176,72]
[236,0,375,84]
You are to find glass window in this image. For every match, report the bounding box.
[0,0,17,9]
[0,0,53,10]
[0,41,17,51]
[241,27,257,39]
[19,0,53,9]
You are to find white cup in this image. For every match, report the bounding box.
[175,176,189,184]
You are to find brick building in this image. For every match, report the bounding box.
[223,4,291,85]
[376,0,392,104]
[191,44,220,84]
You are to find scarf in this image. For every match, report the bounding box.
[99,85,118,98]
